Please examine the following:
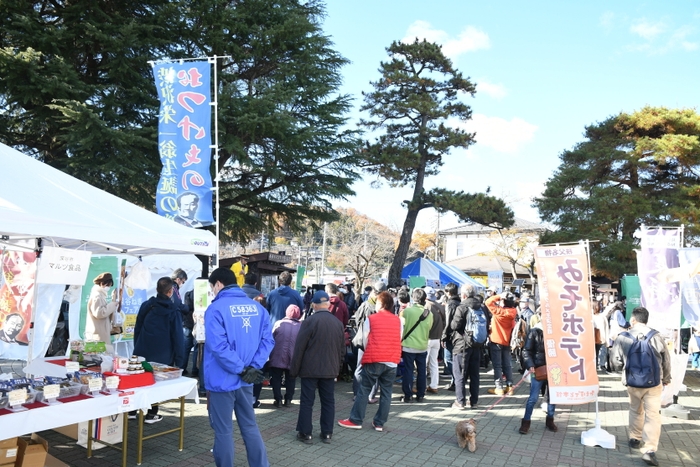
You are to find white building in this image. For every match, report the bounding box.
[438,218,547,286]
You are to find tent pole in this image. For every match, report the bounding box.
[25,242,42,373]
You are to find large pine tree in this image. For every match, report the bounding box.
[534,107,700,278]
[360,39,513,287]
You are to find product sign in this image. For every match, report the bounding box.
[43,384,60,400]
[8,388,26,407]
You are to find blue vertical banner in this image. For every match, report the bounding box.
[152,61,214,227]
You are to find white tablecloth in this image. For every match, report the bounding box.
[0,377,198,440]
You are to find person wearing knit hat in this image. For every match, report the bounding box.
[268,304,303,408]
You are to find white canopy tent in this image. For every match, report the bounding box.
[0,142,217,361]
[0,142,217,256]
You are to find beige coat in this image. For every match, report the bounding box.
[85,285,118,353]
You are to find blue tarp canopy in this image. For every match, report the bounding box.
[401,258,484,290]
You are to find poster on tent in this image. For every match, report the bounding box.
[120,286,148,341]
[152,60,214,227]
[678,248,700,328]
[635,227,682,332]
[79,257,119,341]
[0,250,37,346]
[534,244,598,405]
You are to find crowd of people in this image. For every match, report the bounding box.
[128,267,673,467]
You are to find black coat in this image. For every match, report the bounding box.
[449,297,480,354]
[522,327,546,369]
[442,296,461,344]
[133,294,185,367]
[290,309,345,379]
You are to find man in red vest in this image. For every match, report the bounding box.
[337,291,402,432]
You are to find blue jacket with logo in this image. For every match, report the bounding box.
[203,285,274,392]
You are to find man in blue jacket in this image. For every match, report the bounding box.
[266,271,304,325]
[204,267,275,467]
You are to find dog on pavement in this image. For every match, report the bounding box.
[456,418,477,452]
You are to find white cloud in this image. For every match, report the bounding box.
[402,21,490,59]
[455,114,538,154]
[475,79,507,99]
[600,11,615,29]
[630,20,666,40]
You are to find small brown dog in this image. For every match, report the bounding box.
[456,418,477,452]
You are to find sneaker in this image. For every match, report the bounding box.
[487,387,505,396]
[273,399,281,408]
[451,401,465,410]
[144,414,163,424]
[470,403,478,409]
[444,383,455,391]
[320,433,332,444]
[283,399,292,408]
[415,397,425,403]
[296,432,312,444]
[372,421,383,432]
[401,396,412,403]
[642,452,659,466]
[337,418,362,430]
[253,400,261,409]
[629,439,643,449]
[426,387,439,394]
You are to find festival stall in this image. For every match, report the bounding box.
[0,142,216,362]
[401,257,484,291]
[0,143,216,465]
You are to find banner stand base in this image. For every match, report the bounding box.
[581,423,616,450]
[661,403,690,420]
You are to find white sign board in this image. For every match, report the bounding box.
[36,247,92,285]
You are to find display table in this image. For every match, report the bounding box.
[0,376,198,467]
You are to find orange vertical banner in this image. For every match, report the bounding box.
[535,244,599,405]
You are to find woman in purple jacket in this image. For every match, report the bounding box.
[269,304,302,407]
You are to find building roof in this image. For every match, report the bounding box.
[439,217,547,235]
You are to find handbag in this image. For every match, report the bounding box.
[110,311,124,336]
[534,365,548,381]
[352,321,366,350]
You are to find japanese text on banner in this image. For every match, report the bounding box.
[152,61,214,227]
[535,245,598,405]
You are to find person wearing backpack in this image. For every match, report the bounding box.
[611,307,671,467]
[449,284,488,409]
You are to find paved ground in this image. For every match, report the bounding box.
[2,361,699,467]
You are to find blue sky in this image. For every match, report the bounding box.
[323,1,700,233]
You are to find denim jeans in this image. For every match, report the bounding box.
[402,351,427,399]
[296,377,335,436]
[443,341,453,376]
[208,386,269,467]
[453,347,481,406]
[523,373,555,420]
[181,328,199,372]
[489,342,513,386]
[349,362,396,427]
